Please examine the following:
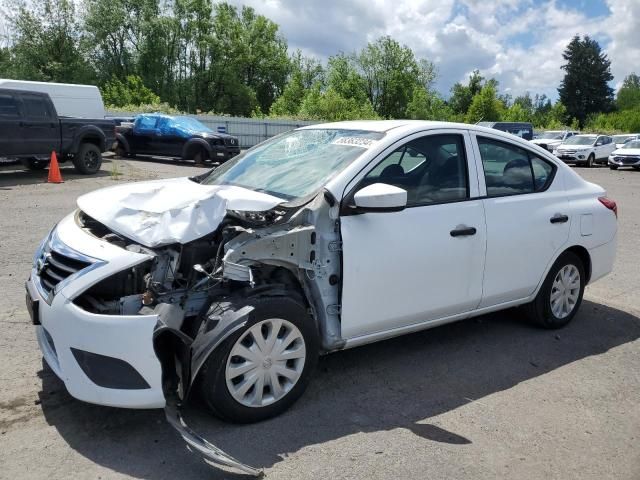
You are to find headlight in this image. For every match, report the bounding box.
[33,227,54,265]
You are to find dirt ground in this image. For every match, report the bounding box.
[0,156,638,480]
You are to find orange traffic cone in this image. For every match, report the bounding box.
[47,151,63,183]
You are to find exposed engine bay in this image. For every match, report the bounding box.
[72,190,344,475]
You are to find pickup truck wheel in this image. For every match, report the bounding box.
[114,143,127,158]
[199,294,319,423]
[20,158,47,171]
[524,251,585,329]
[193,149,208,167]
[73,143,102,174]
[586,153,595,168]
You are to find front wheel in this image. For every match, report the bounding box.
[199,294,319,423]
[525,251,585,329]
[73,143,102,174]
[609,165,618,170]
[586,154,595,168]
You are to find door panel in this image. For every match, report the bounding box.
[19,93,58,156]
[340,130,486,340]
[0,93,23,156]
[341,201,486,339]
[473,133,570,307]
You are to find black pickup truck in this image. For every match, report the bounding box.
[114,114,240,164]
[0,88,115,174]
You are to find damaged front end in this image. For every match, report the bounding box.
[73,190,343,475]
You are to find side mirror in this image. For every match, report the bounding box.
[353,183,407,213]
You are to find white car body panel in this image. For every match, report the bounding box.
[27,120,617,411]
[555,135,616,163]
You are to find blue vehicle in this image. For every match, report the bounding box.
[114,114,240,163]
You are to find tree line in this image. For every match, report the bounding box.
[1,0,638,132]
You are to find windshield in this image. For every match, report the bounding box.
[200,129,385,200]
[564,136,596,146]
[539,131,563,139]
[170,116,212,133]
[623,140,640,149]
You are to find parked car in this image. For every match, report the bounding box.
[608,139,640,170]
[0,79,106,118]
[611,133,640,149]
[530,130,580,152]
[477,121,534,140]
[26,120,617,474]
[0,88,115,174]
[553,134,616,167]
[114,114,240,163]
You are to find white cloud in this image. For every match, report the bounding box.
[226,0,640,99]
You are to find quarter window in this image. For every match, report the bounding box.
[478,137,555,197]
[360,134,468,207]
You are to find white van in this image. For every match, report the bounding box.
[0,79,105,118]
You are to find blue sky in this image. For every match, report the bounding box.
[230,0,639,101]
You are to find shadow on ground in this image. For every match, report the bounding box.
[38,300,640,478]
[0,162,110,188]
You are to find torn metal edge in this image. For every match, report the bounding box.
[165,405,263,477]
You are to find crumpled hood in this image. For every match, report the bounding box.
[77,177,284,247]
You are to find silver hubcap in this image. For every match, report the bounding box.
[225,319,306,408]
[550,264,581,319]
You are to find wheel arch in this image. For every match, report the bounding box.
[564,244,592,284]
[182,138,212,160]
[72,126,107,153]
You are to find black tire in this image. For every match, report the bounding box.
[114,142,127,158]
[193,149,208,166]
[609,165,618,170]
[586,153,595,168]
[525,251,586,329]
[199,294,319,423]
[633,166,640,171]
[73,143,102,174]
[20,157,48,170]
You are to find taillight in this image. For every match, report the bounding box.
[598,196,617,218]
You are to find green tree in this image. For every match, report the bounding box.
[465,84,503,123]
[406,86,452,121]
[449,70,484,115]
[558,35,614,127]
[298,85,379,121]
[101,75,160,107]
[616,73,640,111]
[326,53,368,103]
[356,36,435,118]
[5,0,94,83]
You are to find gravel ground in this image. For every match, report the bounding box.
[0,157,638,480]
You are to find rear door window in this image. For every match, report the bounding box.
[0,94,20,117]
[22,94,52,119]
[478,136,556,196]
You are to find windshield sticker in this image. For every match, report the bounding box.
[331,137,378,148]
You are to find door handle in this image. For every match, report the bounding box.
[550,214,569,224]
[450,226,477,237]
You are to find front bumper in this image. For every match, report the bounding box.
[556,152,589,163]
[28,214,165,409]
[608,156,640,167]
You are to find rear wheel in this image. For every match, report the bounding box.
[114,142,127,158]
[525,251,585,329]
[199,294,319,423]
[586,154,595,168]
[20,157,48,170]
[73,143,102,174]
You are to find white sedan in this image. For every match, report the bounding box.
[26,120,617,474]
